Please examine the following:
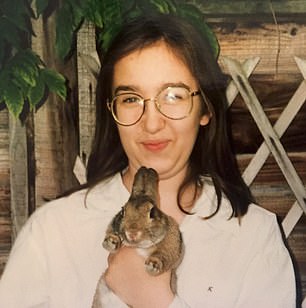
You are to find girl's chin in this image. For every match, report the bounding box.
[142,165,187,181]
[128,162,168,175]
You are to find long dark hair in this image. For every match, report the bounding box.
[86,14,254,218]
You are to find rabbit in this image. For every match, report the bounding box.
[92,166,183,307]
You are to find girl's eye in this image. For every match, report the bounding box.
[160,87,187,104]
[123,97,139,103]
[164,93,180,103]
[118,94,142,104]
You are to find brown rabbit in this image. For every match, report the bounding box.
[92,167,183,307]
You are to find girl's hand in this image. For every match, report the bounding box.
[104,246,174,308]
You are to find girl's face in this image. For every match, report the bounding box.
[112,41,210,181]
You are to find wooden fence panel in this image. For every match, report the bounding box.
[223,56,306,304]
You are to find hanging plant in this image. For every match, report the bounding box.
[54,0,220,60]
[0,0,67,118]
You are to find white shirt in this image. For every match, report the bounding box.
[0,173,296,307]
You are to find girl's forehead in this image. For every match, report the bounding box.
[112,42,197,91]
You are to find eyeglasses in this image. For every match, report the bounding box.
[107,86,201,126]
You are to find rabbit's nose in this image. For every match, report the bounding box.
[125,230,142,242]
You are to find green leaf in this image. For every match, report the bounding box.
[7,50,41,92]
[176,3,219,58]
[1,81,24,117]
[21,49,44,67]
[95,0,131,52]
[0,17,23,50]
[55,1,85,59]
[0,0,33,34]
[27,75,45,108]
[41,68,67,100]
[99,22,123,52]
[11,62,39,89]
[84,0,104,27]
[34,0,50,16]
[55,3,75,59]
[138,0,176,14]
[100,0,124,24]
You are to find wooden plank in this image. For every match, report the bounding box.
[296,56,306,79]
[215,23,306,76]
[194,0,306,19]
[226,57,260,105]
[32,11,79,206]
[238,78,306,185]
[73,156,86,184]
[230,78,306,153]
[224,56,306,214]
[76,21,97,164]
[9,116,28,239]
[282,201,303,237]
[0,109,11,273]
[238,153,306,185]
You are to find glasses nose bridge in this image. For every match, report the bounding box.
[143,96,158,104]
[143,95,160,110]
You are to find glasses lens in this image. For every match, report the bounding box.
[157,87,192,119]
[112,93,144,125]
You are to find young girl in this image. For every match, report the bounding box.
[0,14,296,307]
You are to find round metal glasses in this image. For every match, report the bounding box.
[107,86,201,126]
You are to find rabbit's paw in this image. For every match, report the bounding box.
[145,256,163,276]
[102,234,121,252]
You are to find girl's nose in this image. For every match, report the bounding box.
[141,99,165,133]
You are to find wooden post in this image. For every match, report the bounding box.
[76,21,97,165]
[9,116,29,239]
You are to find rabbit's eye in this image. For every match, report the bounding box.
[149,207,156,219]
[120,207,125,217]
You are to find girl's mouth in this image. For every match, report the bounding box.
[142,140,169,152]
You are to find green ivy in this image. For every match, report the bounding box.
[0,0,219,118]
[55,0,219,59]
[0,0,67,118]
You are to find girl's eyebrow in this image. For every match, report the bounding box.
[114,85,139,94]
[113,82,192,95]
[162,82,191,91]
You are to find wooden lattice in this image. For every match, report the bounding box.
[223,57,306,306]
[223,56,306,238]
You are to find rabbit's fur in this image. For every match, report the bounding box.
[92,167,183,307]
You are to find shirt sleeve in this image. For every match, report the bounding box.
[0,216,49,307]
[235,216,296,308]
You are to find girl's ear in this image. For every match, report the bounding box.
[200,114,211,126]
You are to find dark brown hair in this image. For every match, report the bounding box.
[86,13,254,218]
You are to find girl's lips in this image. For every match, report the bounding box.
[141,140,169,152]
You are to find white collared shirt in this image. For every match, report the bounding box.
[0,173,296,307]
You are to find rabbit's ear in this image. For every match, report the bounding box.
[144,168,159,202]
[131,167,150,196]
[131,167,159,203]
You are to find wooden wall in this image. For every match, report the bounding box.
[204,4,306,304]
[0,1,305,305]
[0,110,10,273]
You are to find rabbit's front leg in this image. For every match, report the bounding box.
[145,251,166,276]
[103,233,121,252]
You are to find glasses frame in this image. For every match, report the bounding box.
[107,86,201,126]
